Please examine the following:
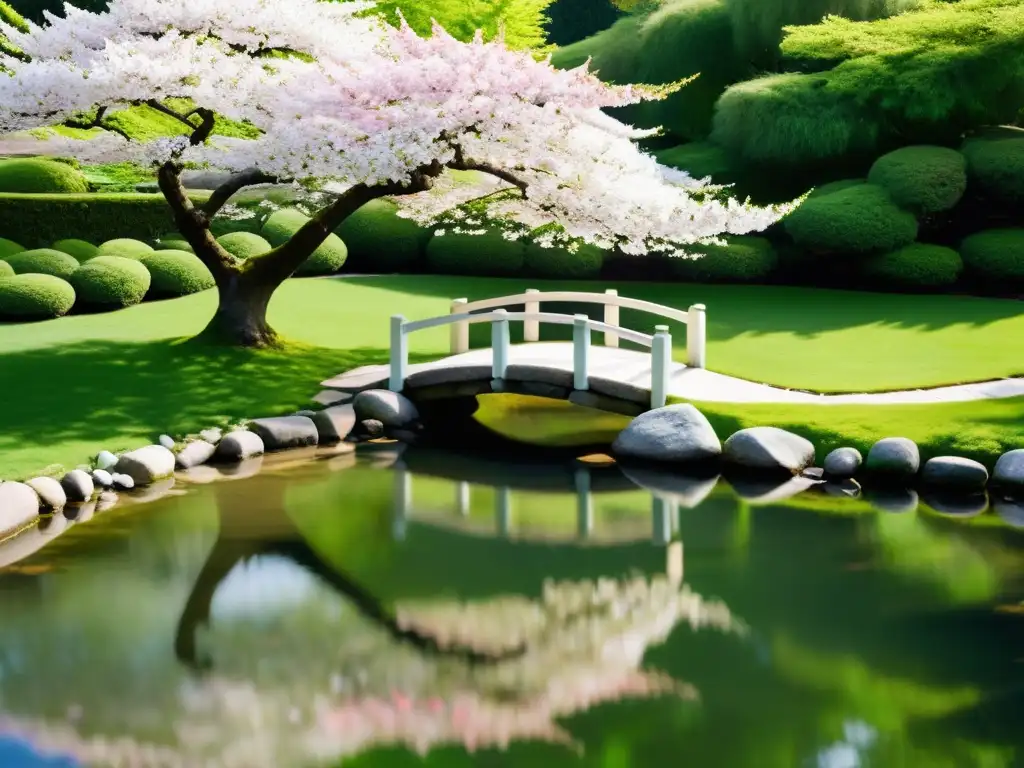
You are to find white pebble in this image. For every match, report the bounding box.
[91,469,113,488]
[95,450,118,470]
[158,434,176,450]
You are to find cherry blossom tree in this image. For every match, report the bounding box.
[0,0,799,347]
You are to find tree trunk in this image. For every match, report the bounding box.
[200,271,281,348]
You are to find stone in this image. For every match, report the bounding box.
[312,404,356,443]
[63,502,95,523]
[95,450,118,471]
[158,434,176,450]
[404,365,492,389]
[995,498,1024,528]
[312,390,352,408]
[823,447,862,479]
[503,381,571,400]
[922,489,989,517]
[26,477,66,511]
[199,428,223,444]
[865,487,919,514]
[0,482,41,535]
[118,477,177,505]
[722,427,815,474]
[60,469,94,503]
[353,390,420,428]
[248,416,319,451]
[993,449,1024,488]
[214,430,265,462]
[504,365,574,389]
[405,381,492,401]
[865,437,920,478]
[175,440,217,469]
[620,466,719,509]
[729,475,820,505]
[114,445,176,486]
[91,469,113,488]
[801,467,825,480]
[587,376,650,406]
[610,404,721,464]
[921,456,989,491]
[321,364,389,392]
[824,478,862,499]
[359,419,385,438]
[111,473,135,490]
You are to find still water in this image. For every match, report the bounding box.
[1,444,1023,767]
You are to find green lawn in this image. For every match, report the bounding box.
[1,275,1022,479]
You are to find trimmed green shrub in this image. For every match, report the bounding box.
[0,260,13,279]
[0,158,89,194]
[4,248,80,280]
[0,237,23,259]
[808,178,866,198]
[154,237,194,253]
[654,141,739,181]
[959,229,1024,285]
[260,209,348,276]
[867,146,967,215]
[426,230,526,276]
[0,192,210,248]
[139,250,216,298]
[524,240,607,279]
[0,274,76,320]
[960,131,1024,206]
[861,243,963,288]
[335,199,430,271]
[51,238,99,263]
[670,235,779,282]
[217,232,272,260]
[783,183,918,254]
[70,256,152,309]
[96,238,154,260]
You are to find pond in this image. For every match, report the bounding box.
[0,444,1023,767]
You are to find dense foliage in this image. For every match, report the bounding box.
[866,145,966,215]
[51,238,99,262]
[960,129,1024,205]
[0,158,89,193]
[139,250,215,297]
[959,229,1024,287]
[0,236,23,258]
[523,238,606,278]
[96,238,154,259]
[670,235,778,282]
[860,243,963,288]
[0,260,13,278]
[0,273,76,319]
[4,247,80,279]
[216,232,272,260]
[260,210,348,276]
[336,199,430,272]
[69,254,151,308]
[426,230,526,276]
[783,183,918,254]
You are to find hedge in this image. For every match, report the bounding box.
[217,232,272,260]
[260,209,348,276]
[96,238,154,260]
[866,146,967,215]
[0,192,210,248]
[335,199,430,272]
[959,229,1024,286]
[70,256,152,309]
[4,248,81,280]
[139,250,216,298]
[0,158,89,194]
[670,235,778,283]
[0,237,23,259]
[155,238,194,253]
[0,260,13,279]
[0,274,76,320]
[960,131,1024,206]
[861,243,964,289]
[425,230,526,276]
[523,239,606,279]
[783,183,918,254]
[51,238,99,263]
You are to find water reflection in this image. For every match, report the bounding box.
[0,445,1021,767]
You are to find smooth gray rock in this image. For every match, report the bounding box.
[199,428,223,445]
[111,473,135,490]
[865,486,919,513]
[91,469,113,488]
[993,449,1024,488]
[60,469,94,503]
[922,489,988,517]
[620,465,719,508]
[729,475,820,505]
[313,404,357,443]
[802,467,825,480]
[824,447,862,479]
[175,440,217,469]
[995,498,1024,528]
[158,434,176,450]
[359,419,385,438]
[921,456,989,491]
[0,482,41,534]
[610,404,721,464]
[722,427,815,474]
[865,437,920,478]
[215,430,265,462]
[114,445,176,486]
[321,364,389,392]
[248,416,319,451]
[26,477,66,511]
[353,390,420,428]
[95,450,118,471]
[312,390,351,407]
[824,478,862,499]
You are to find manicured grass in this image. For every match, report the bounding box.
[0,274,1022,478]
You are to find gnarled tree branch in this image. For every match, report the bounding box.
[156,161,236,278]
[202,168,280,218]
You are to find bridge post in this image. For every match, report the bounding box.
[575,467,593,539]
[573,314,591,391]
[492,308,511,380]
[496,486,512,536]
[456,481,471,517]
[652,495,674,545]
[650,324,671,408]
[603,289,619,348]
[450,298,469,354]
[687,303,707,369]
[389,315,407,392]
[524,288,540,342]
[393,466,410,541]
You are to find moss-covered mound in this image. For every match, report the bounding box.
[0,260,13,279]
[4,248,81,280]
[960,131,1024,206]
[335,199,429,272]
[51,238,99,263]
[670,235,778,283]
[139,250,215,298]
[783,183,918,254]
[861,243,963,289]
[0,274,76,320]
[96,238,155,260]
[959,229,1024,286]
[867,146,967,215]
[0,158,89,194]
[217,232,271,260]
[260,209,348,276]
[524,239,606,279]
[69,255,152,309]
[426,230,525,276]
[0,237,23,259]
[155,238,194,254]
[807,179,866,199]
